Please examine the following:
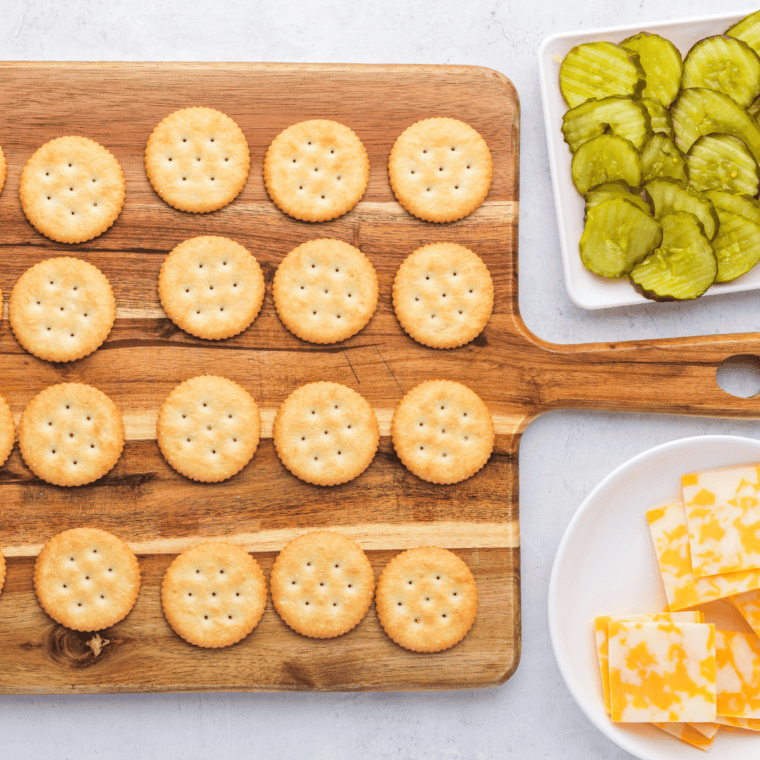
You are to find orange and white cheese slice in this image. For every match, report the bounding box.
[682,465,760,578]
[647,503,760,610]
[715,715,760,731]
[716,629,760,719]
[653,722,718,751]
[594,612,702,715]
[730,589,760,638]
[608,621,716,723]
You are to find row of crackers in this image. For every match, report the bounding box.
[0,108,492,243]
[592,464,760,751]
[0,528,478,653]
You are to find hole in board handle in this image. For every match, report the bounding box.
[716,355,760,399]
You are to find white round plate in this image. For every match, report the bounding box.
[549,435,760,759]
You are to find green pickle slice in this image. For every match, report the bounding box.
[686,134,760,196]
[672,88,760,164]
[726,10,760,56]
[583,181,652,219]
[641,133,687,183]
[749,94,760,119]
[630,212,716,301]
[621,32,683,107]
[571,134,642,195]
[562,96,651,152]
[579,198,662,278]
[560,42,645,109]
[639,97,673,136]
[703,189,760,227]
[644,178,718,240]
[712,210,760,282]
[682,36,760,109]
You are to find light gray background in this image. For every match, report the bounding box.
[2,1,759,758]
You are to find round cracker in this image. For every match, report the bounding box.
[270,531,374,638]
[157,375,261,482]
[19,136,125,243]
[161,542,267,648]
[159,236,265,340]
[392,380,494,484]
[393,243,493,348]
[388,118,492,223]
[145,107,250,213]
[0,392,15,468]
[273,239,378,344]
[264,120,369,222]
[0,145,6,196]
[273,382,379,486]
[19,383,124,487]
[10,257,116,362]
[34,527,141,632]
[376,546,477,652]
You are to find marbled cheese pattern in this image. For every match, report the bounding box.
[647,503,760,610]
[730,589,760,639]
[608,621,716,723]
[653,721,718,751]
[716,629,760,719]
[594,612,702,715]
[683,466,760,578]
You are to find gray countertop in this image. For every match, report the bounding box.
[2,1,758,757]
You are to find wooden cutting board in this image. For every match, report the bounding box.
[5,62,757,695]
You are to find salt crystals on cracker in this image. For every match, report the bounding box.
[682,465,760,578]
[646,503,760,610]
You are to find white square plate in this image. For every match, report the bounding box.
[538,10,757,310]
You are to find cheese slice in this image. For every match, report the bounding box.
[647,503,760,610]
[716,629,760,718]
[730,589,760,638]
[688,722,720,739]
[608,621,716,723]
[682,465,760,578]
[715,715,760,731]
[595,612,702,715]
[653,722,718,750]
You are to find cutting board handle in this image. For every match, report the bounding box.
[526,327,760,418]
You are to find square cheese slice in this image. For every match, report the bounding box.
[653,722,718,751]
[608,621,716,723]
[647,503,760,610]
[716,629,760,719]
[715,715,760,731]
[682,465,760,578]
[730,589,760,638]
[595,612,701,715]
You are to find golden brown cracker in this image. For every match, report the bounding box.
[159,236,265,340]
[375,546,478,652]
[393,243,493,348]
[0,392,15,468]
[19,136,125,243]
[157,375,261,482]
[264,120,369,222]
[161,542,267,648]
[273,382,379,486]
[270,531,374,638]
[34,528,140,631]
[392,380,494,484]
[10,257,116,362]
[388,118,492,223]
[273,239,378,344]
[0,144,6,196]
[19,383,124,487]
[145,107,250,213]
[0,549,5,597]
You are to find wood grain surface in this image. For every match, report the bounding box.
[0,62,520,692]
